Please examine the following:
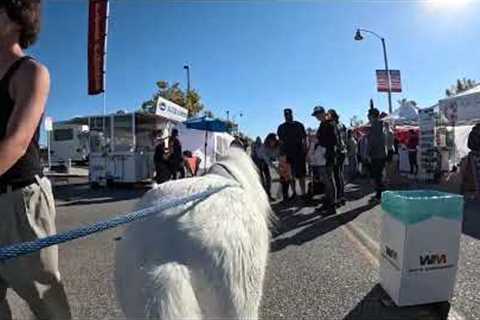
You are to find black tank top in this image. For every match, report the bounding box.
[0,56,42,184]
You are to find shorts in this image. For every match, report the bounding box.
[287,153,307,179]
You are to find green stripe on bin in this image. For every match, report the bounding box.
[381,190,464,225]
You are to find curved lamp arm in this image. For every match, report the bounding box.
[358,28,384,41]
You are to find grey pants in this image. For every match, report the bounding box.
[0,176,71,320]
[317,166,337,207]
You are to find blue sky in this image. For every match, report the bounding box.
[29,0,479,143]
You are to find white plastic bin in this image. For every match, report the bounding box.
[379,190,464,306]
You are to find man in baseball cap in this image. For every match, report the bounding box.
[311,105,338,215]
[311,106,325,117]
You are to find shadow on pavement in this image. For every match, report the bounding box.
[462,199,480,240]
[270,202,377,252]
[343,284,452,320]
[54,183,148,206]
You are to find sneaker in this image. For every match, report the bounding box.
[321,207,337,216]
[369,197,381,205]
[316,203,336,215]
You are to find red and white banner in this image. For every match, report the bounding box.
[390,70,402,93]
[376,69,402,93]
[88,0,108,95]
[376,70,389,92]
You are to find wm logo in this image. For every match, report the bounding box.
[420,254,447,266]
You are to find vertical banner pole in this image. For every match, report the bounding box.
[47,130,51,170]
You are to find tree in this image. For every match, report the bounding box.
[140,81,205,117]
[350,115,364,128]
[397,98,418,108]
[185,90,205,117]
[445,78,477,97]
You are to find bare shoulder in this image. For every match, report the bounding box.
[16,59,50,83]
[10,59,50,97]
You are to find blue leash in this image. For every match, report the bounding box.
[0,185,231,263]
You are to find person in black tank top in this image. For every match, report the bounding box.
[0,2,71,319]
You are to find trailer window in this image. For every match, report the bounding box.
[53,129,74,141]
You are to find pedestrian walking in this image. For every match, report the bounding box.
[251,136,264,174]
[154,138,170,183]
[277,108,308,200]
[407,129,419,176]
[357,134,369,177]
[0,2,71,318]
[367,106,388,203]
[329,109,347,207]
[346,129,358,180]
[258,133,281,201]
[251,134,279,201]
[278,147,293,203]
[384,122,397,184]
[312,106,337,215]
[168,128,185,179]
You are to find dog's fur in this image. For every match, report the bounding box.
[114,147,273,319]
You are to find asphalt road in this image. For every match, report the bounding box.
[5,178,476,319]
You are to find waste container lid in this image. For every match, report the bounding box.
[381,190,464,225]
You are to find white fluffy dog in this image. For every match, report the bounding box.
[115,147,273,319]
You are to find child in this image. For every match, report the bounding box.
[278,149,293,202]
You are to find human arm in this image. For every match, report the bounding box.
[0,61,49,176]
[300,123,308,153]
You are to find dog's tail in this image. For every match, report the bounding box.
[145,263,203,319]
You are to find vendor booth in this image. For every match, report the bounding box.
[176,121,234,170]
[88,111,181,185]
[439,86,480,168]
[63,97,189,186]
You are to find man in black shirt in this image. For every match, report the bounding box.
[277,108,307,199]
[312,106,337,215]
[168,129,185,179]
[154,137,170,184]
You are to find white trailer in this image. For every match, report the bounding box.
[50,122,90,165]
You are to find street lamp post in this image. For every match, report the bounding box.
[183,64,191,95]
[355,28,393,114]
[184,64,191,117]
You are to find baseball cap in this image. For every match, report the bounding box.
[284,108,293,116]
[311,106,325,116]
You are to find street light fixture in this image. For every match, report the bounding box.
[354,29,364,41]
[354,28,393,114]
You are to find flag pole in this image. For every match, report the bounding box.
[102,0,110,134]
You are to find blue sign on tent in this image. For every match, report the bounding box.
[184,116,228,133]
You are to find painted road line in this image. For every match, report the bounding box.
[344,221,467,320]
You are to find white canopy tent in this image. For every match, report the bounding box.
[385,100,419,124]
[175,124,235,169]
